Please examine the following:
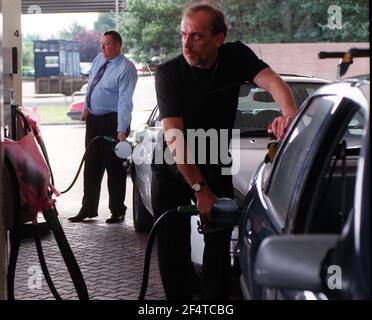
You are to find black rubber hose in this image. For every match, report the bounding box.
[7,229,21,300]
[139,206,198,300]
[43,208,90,300]
[4,158,21,300]
[33,223,62,300]
[59,136,115,194]
[36,134,55,187]
[15,106,56,186]
[138,208,179,300]
[20,110,117,195]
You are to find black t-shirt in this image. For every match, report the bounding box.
[153,41,268,173]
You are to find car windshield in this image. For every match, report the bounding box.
[235,81,325,137]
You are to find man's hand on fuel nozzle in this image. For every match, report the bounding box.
[195,186,218,222]
[271,114,295,140]
[117,132,126,141]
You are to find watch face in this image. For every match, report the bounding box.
[192,184,201,192]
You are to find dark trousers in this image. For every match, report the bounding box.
[151,169,233,300]
[81,112,127,216]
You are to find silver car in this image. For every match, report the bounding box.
[130,74,330,269]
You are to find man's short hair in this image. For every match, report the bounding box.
[104,30,123,46]
[183,3,228,37]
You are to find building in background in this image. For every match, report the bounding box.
[33,40,85,95]
[34,40,80,78]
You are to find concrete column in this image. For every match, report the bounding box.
[0,0,22,301]
[0,0,7,301]
[2,0,22,105]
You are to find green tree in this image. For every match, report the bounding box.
[22,34,42,69]
[22,38,34,68]
[117,0,369,62]
[94,12,116,32]
[120,0,185,62]
[222,0,369,43]
[58,22,86,40]
[57,22,101,62]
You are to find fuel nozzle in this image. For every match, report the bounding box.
[102,136,132,160]
[177,205,198,215]
[265,124,279,163]
[103,136,117,143]
[178,198,241,230]
[210,198,241,229]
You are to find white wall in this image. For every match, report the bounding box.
[249,42,370,81]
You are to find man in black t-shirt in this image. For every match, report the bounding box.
[151,4,297,300]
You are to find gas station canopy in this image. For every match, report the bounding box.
[22,0,124,14]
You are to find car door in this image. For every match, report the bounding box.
[239,94,337,299]
[264,93,365,299]
[240,89,365,299]
[279,100,365,300]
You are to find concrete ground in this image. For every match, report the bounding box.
[12,124,166,300]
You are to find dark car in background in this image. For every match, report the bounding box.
[238,70,370,299]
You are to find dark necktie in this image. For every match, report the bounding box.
[86,60,110,109]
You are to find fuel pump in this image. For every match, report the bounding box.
[2,103,133,300]
[3,105,89,300]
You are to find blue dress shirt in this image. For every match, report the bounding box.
[85,53,138,133]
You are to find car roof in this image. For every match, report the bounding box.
[313,78,370,113]
[359,81,370,104]
[344,74,370,81]
[279,74,332,83]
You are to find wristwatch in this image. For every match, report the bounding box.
[191,180,207,192]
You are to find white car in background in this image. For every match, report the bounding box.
[126,54,152,76]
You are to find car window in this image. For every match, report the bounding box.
[342,110,364,147]
[234,81,325,137]
[300,103,364,234]
[266,96,336,222]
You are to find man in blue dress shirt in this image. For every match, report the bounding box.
[69,30,138,223]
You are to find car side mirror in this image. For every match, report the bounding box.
[254,234,338,292]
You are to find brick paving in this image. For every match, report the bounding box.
[11,124,165,300]
[12,198,165,300]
